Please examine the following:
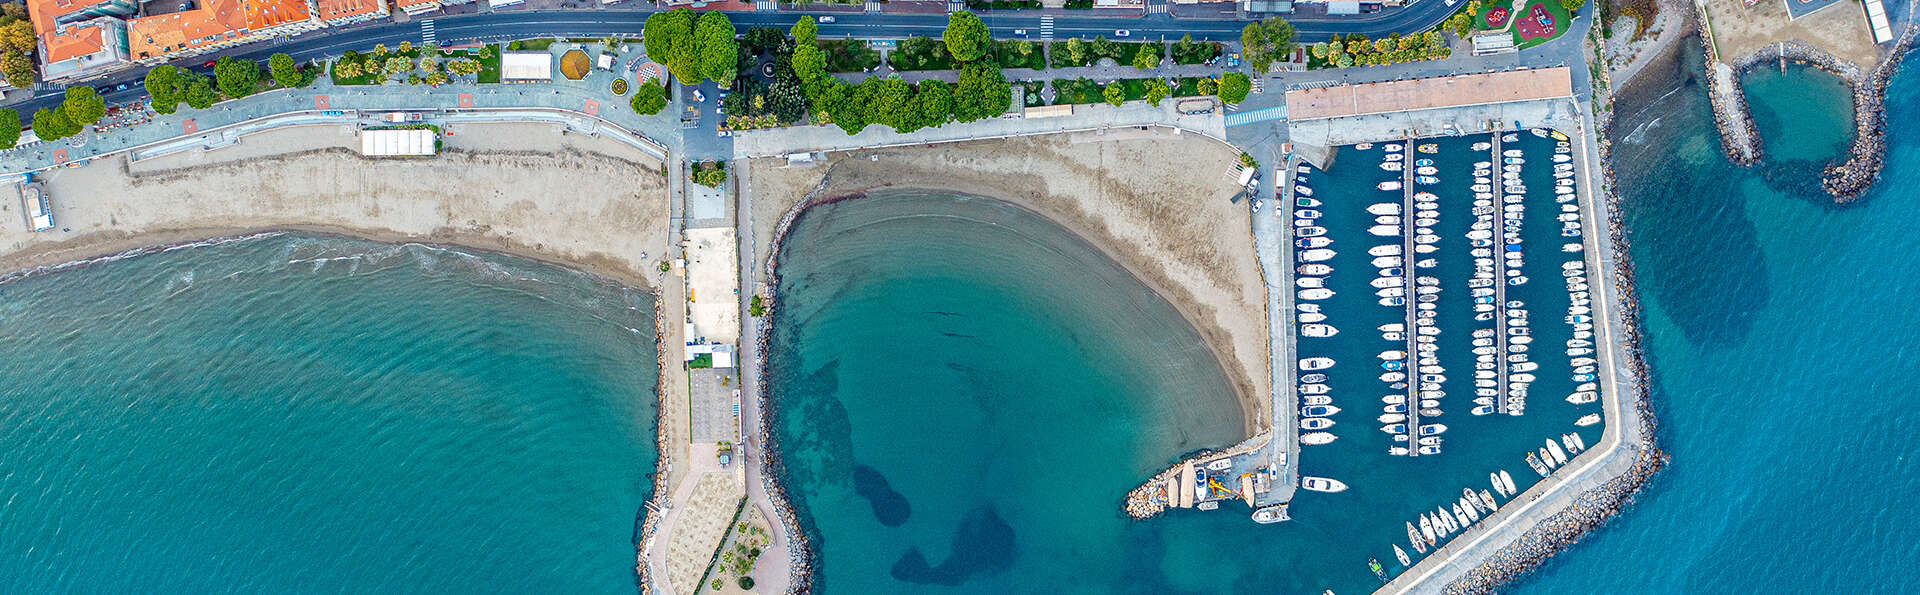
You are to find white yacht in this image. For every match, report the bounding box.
[1302,432,1337,445]
[1301,477,1349,493]
[1300,357,1336,370]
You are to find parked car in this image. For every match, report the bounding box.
[1114,29,1131,37]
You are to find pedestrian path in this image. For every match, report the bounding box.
[420,19,436,45]
[1224,104,1288,127]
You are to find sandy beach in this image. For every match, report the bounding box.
[0,122,671,292]
[747,131,1273,435]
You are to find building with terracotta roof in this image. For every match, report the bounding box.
[393,0,441,16]
[125,0,322,65]
[27,0,138,81]
[40,17,129,81]
[314,0,386,26]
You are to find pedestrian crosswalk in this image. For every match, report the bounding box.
[420,19,436,45]
[1039,16,1054,40]
[1224,105,1288,127]
[1147,1,1168,13]
[865,0,882,12]
[1251,76,1265,94]
[754,0,776,9]
[946,0,964,11]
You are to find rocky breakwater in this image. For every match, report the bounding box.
[1693,9,1763,167]
[1431,47,1672,593]
[1823,13,1920,202]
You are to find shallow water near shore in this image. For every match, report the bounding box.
[0,234,659,592]
[1512,43,1920,592]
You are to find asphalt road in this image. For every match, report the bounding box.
[11,2,1463,116]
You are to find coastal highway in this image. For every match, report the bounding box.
[8,1,1463,118]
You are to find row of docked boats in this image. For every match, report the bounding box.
[1399,480,1505,561]
[1368,142,1449,456]
[1525,435,1575,477]
[1293,167,1342,448]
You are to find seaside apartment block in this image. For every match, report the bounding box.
[28,0,422,83]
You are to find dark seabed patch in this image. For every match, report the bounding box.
[889,506,1017,585]
[851,464,913,526]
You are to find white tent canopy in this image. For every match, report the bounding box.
[360,128,437,157]
[500,51,552,82]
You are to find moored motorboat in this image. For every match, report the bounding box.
[1301,417,1334,430]
[1301,476,1348,493]
[1490,472,1507,496]
[1302,405,1341,417]
[1419,516,1435,543]
[1394,544,1411,567]
[1500,470,1516,494]
[1299,263,1332,275]
[1575,412,1601,426]
[1368,202,1402,215]
[1302,432,1337,445]
[1379,180,1403,191]
[1299,288,1335,300]
[1296,236,1332,248]
[1304,395,1333,406]
[1526,452,1548,476]
[1252,504,1290,524]
[1302,324,1338,337]
[1300,357,1335,370]
[1546,439,1568,466]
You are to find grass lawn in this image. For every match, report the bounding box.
[991,40,1047,70]
[888,37,956,71]
[1511,0,1570,49]
[1170,40,1221,65]
[1171,76,1210,97]
[819,39,882,73]
[1051,77,1101,104]
[1047,40,1164,68]
[507,38,557,51]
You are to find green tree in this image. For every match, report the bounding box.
[269,53,301,87]
[1132,46,1161,70]
[645,9,697,82]
[184,74,218,109]
[0,108,18,149]
[145,65,184,114]
[631,82,668,114]
[1197,77,1217,95]
[905,80,953,132]
[1561,0,1586,11]
[952,63,1009,122]
[0,50,31,88]
[214,57,258,98]
[61,86,104,126]
[1062,38,1088,66]
[866,77,912,129]
[943,11,990,62]
[1336,53,1354,68]
[1241,17,1295,73]
[1142,78,1169,106]
[1102,83,1125,106]
[694,11,738,86]
[1218,72,1251,104]
[30,107,75,141]
[791,15,817,46]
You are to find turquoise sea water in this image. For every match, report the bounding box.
[0,234,658,593]
[1513,45,1920,592]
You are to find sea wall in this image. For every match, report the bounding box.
[749,174,846,595]
[1435,26,1671,591]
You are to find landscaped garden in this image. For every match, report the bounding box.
[817,39,882,73]
[330,43,500,86]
